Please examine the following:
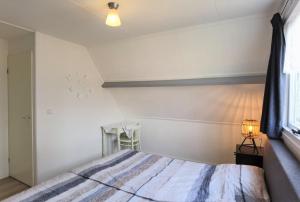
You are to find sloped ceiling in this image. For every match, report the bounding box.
[0,0,281,46]
[89,14,272,82]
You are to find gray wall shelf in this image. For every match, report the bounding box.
[102,74,266,88]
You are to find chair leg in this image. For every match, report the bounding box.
[117,132,121,151]
[101,127,105,156]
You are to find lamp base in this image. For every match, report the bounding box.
[239,137,258,154]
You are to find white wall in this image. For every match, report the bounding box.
[0,38,8,179]
[89,15,271,163]
[110,84,266,163]
[111,85,264,123]
[35,32,122,183]
[90,15,272,81]
[140,119,245,164]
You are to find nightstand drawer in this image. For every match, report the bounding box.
[234,144,264,168]
[235,153,263,168]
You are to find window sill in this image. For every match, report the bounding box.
[282,128,300,162]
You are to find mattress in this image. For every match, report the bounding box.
[4,150,270,202]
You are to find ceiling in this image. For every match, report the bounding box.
[0,0,281,46]
[0,21,31,40]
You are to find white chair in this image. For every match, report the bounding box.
[119,125,141,150]
[101,122,141,156]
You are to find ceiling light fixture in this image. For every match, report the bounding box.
[106,2,121,27]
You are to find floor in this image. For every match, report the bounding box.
[0,177,29,201]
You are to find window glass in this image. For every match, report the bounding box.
[289,73,300,129]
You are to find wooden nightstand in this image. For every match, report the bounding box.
[234,144,264,168]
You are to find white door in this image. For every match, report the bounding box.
[8,51,33,186]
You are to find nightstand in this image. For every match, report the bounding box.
[234,144,264,168]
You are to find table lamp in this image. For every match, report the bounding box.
[239,119,260,153]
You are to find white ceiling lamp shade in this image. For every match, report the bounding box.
[106,2,121,27]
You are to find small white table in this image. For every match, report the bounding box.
[101,122,141,156]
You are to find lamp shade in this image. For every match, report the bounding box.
[241,119,260,138]
[106,10,121,27]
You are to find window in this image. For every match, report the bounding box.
[289,73,300,130]
[285,3,300,133]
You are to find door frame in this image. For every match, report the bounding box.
[32,34,37,185]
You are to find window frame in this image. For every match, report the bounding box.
[287,73,300,131]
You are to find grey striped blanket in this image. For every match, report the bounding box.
[4,150,270,202]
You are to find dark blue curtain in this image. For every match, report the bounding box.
[260,13,286,139]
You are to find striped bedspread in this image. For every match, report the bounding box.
[4,150,270,202]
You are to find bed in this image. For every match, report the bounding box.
[4,150,269,202]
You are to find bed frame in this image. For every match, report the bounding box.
[264,139,300,202]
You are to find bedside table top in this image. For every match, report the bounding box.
[235,144,264,156]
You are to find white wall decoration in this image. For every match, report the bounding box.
[65,73,94,99]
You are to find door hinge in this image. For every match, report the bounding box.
[8,158,10,163]
[6,68,8,74]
